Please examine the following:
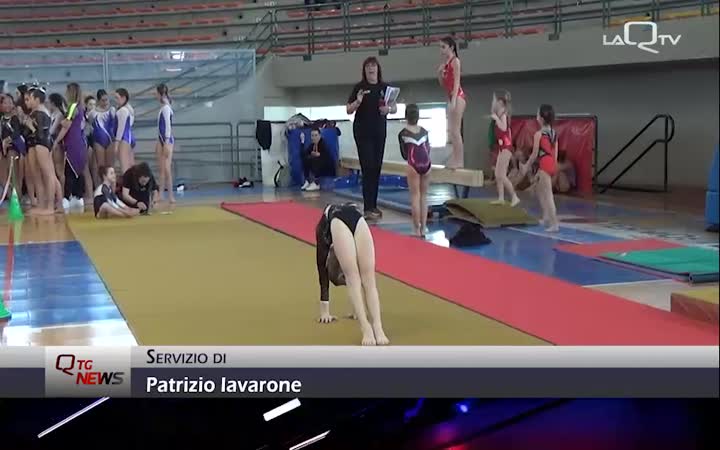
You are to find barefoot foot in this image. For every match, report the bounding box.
[490,199,505,205]
[510,195,520,207]
[32,208,54,216]
[373,325,390,345]
[361,324,377,346]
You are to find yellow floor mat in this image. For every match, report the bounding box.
[67,206,545,345]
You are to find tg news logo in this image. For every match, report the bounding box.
[55,354,125,386]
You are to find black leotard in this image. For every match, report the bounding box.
[26,110,52,149]
[315,203,363,302]
[1,115,23,156]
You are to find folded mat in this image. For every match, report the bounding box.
[671,286,719,325]
[602,247,720,282]
[555,238,683,258]
[445,198,537,228]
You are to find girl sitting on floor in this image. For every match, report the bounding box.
[119,162,159,214]
[553,150,576,194]
[93,165,139,219]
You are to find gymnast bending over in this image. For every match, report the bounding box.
[315,203,390,346]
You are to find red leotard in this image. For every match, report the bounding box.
[537,129,557,176]
[494,116,512,152]
[442,57,466,100]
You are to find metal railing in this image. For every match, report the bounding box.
[131,121,260,184]
[261,0,717,56]
[595,114,675,193]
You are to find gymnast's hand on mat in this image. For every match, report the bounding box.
[317,313,337,324]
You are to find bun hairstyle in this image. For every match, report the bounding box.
[492,89,512,116]
[115,88,130,106]
[48,92,67,115]
[15,83,29,111]
[156,83,171,104]
[29,86,47,103]
[538,104,555,126]
[440,36,459,57]
[405,103,420,125]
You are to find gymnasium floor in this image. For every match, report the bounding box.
[0,184,717,346]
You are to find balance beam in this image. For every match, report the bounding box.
[340,157,483,198]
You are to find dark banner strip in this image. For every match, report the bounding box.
[131,368,720,398]
[0,368,45,397]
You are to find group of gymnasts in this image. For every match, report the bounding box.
[401,36,561,234]
[317,36,564,345]
[0,81,177,219]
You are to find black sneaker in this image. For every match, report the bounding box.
[364,210,381,221]
[372,208,383,218]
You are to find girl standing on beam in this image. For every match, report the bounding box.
[437,36,466,169]
[315,202,390,346]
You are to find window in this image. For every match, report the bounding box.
[417,105,447,148]
[263,106,297,121]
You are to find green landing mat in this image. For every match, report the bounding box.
[445,198,538,228]
[602,247,720,283]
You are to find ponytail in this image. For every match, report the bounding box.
[156,83,171,104]
[441,36,459,57]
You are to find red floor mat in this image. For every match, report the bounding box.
[555,239,683,258]
[221,201,719,345]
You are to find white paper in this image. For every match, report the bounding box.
[384,86,400,105]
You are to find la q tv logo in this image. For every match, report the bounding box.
[55,354,125,386]
[603,21,681,54]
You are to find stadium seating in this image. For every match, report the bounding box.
[0,1,716,54]
[0,2,246,20]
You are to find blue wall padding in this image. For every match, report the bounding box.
[708,145,719,192]
[286,128,339,186]
[706,145,719,228]
[706,191,719,227]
